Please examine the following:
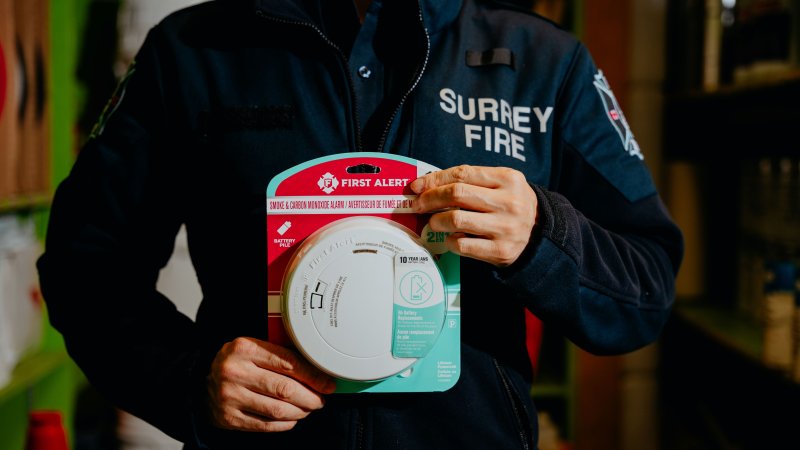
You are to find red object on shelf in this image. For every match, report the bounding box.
[525,309,543,376]
[25,410,69,450]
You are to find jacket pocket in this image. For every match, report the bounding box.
[493,358,537,450]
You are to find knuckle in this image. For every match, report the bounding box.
[498,248,514,264]
[495,222,515,237]
[498,167,522,184]
[452,237,470,255]
[270,353,296,373]
[427,214,443,231]
[273,378,297,401]
[496,243,519,266]
[450,211,469,230]
[229,337,255,354]
[261,346,294,373]
[219,411,240,429]
[452,165,471,182]
[506,197,526,215]
[508,168,526,183]
[217,361,240,382]
[217,383,238,403]
[449,183,468,203]
[264,402,292,421]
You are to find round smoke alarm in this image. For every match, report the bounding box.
[281,216,447,381]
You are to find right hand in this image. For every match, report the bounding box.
[206,337,337,432]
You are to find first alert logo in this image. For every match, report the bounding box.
[317,172,411,194]
[317,172,340,194]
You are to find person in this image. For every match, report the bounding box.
[36,0,684,449]
[113,2,207,450]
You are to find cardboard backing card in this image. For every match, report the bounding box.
[267,153,461,393]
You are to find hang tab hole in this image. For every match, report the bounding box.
[346,163,381,174]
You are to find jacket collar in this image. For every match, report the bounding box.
[252,0,462,35]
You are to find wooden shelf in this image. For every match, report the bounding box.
[662,302,800,450]
[0,194,51,214]
[672,302,800,386]
[531,381,571,397]
[664,73,800,160]
[674,70,800,99]
[674,303,763,364]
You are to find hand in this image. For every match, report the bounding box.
[410,165,537,267]
[206,337,337,432]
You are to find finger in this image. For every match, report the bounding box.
[237,383,316,420]
[216,412,298,433]
[207,375,309,432]
[428,209,498,238]
[414,183,497,214]
[410,165,505,193]
[250,340,337,394]
[216,382,311,421]
[241,411,298,433]
[446,234,522,267]
[215,401,299,433]
[241,367,328,412]
[240,414,297,433]
[429,206,525,239]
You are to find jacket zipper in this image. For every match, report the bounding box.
[355,408,365,450]
[254,9,364,152]
[376,2,431,153]
[493,359,534,450]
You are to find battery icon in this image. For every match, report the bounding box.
[278,221,292,236]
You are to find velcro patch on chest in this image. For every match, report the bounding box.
[465,48,515,69]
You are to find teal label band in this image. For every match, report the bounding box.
[393,304,445,358]
[392,252,446,358]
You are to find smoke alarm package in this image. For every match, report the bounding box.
[267,153,460,393]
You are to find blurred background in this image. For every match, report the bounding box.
[1,0,799,449]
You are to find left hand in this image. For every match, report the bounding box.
[410,165,538,267]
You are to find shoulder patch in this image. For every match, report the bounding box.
[90,61,136,139]
[592,70,642,160]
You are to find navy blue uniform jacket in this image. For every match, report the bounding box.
[37,0,684,448]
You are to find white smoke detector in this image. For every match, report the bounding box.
[281,216,447,381]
